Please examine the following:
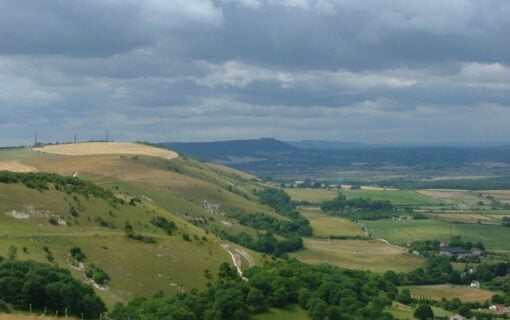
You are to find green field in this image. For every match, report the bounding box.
[253,305,310,320]
[285,188,440,206]
[388,302,454,320]
[364,219,510,252]
[0,147,46,161]
[301,209,364,237]
[401,285,496,303]
[291,239,424,273]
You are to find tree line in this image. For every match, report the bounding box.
[0,258,106,318]
[320,193,394,213]
[111,258,397,320]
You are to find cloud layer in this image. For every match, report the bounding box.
[1,0,509,145]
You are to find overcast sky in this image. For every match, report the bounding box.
[1,0,509,146]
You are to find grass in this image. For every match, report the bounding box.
[0,148,46,161]
[343,189,441,206]
[0,144,283,307]
[0,161,36,172]
[364,219,510,252]
[290,239,424,273]
[0,314,78,320]
[388,302,454,320]
[300,209,364,237]
[402,284,496,303]
[285,188,440,206]
[0,179,261,307]
[253,305,310,320]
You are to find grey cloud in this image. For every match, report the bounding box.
[0,0,509,146]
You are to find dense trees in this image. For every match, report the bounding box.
[0,259,105,318]
[321,193,393,213]
[214,187,312,256]
[0,171,119,203]
[111,259,397,320]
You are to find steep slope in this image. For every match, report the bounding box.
[0,173,253,307]
[0,143,302,307]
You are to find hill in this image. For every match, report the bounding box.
[161,138,299,161]
[0,143,296,308]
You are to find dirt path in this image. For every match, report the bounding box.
[221,244,254,280]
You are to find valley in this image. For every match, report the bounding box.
[1,141,509,320]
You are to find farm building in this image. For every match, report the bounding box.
[489,304,510,314]
[441,246,468,257]
[440,246,484,259]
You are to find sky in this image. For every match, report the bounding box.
[1,0,510,146]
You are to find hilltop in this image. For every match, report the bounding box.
[161,138,299,161]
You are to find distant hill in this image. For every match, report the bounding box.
[161,138,299,161]
[286,140,374,150]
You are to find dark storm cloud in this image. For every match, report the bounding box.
[0,0,509,146]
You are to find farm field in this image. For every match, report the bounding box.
[290,239,424,273]
[34,142,179,160]
[285,188,441,206]
[388,302,454,320]
[402,285,496,303]
[364,219,510,252]
[416,189,492,207]
[300,209,364,237]
[430,213,504,224]
[253,305,310,320]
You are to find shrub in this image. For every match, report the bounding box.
[150,216,177,235]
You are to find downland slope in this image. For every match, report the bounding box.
[0,143,295,308]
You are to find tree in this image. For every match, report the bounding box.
[413,304,434,320]
[218,262,239,280]
[397,289,412,304]
[458,305,472,318]
[246,287,267,313]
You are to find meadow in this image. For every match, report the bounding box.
[364,219,510,252]
[401,285,496,303]
[388,302,454,320]
[290,238,424,273]
[253,305,310,320]
[285,187,441,206]
[300,208,364,237]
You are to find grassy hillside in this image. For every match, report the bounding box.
[0,145,287,308]
[0,179,246,307]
